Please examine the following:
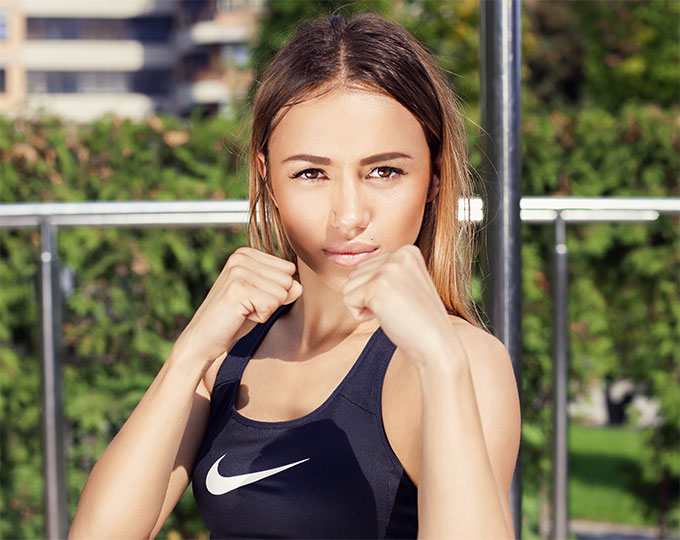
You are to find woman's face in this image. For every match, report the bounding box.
[261,86,434,291]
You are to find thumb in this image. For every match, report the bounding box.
[284,280,303,304]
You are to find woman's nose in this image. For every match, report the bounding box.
[329,179,370,238]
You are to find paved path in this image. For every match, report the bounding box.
[571,519,680,540]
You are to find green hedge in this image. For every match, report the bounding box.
[0,114,249,539]
[1,104,678,538]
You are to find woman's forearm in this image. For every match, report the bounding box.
[69,352,210,539]
[416,353,513,540]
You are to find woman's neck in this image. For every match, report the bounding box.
[285,263,378,355]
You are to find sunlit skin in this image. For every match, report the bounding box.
[263,85,433,289]
[257,86,441,349]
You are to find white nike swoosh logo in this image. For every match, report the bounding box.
[206,455,310,496]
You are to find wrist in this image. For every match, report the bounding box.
[165,343,214,384]
[416,333,471,381]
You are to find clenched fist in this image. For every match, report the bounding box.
[171,247,302,369]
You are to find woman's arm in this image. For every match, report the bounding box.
[69,247,302,539]
[69,351,213,539]
[416,327,520,539]
[342,245,520,538]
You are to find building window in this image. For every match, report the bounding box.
[0,68,6,93]
[126,17,173,42]
[0,9,7,41]
[26,17,172,42]
[132,70,172,95]
[47,72,78,93]
[28,18,79,39]
[80,72,129,93]
[80,19,126,40]
[27,70,172,95]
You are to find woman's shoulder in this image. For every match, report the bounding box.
[202,319,259,396]
[448,314,511,367]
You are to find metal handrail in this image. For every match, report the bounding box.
[2,196,678,228]
[1,196,679,539]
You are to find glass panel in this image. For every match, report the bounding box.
[131,69,172,95]
[46,72,78,93]
[127,17,173,42]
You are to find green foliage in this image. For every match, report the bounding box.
[1,1,678,538]
[517,103,679,535]
[0,114,248,539]
[523,1,680,111]
[570,424,652,526]
[397,0,481,104]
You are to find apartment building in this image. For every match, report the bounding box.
[0,0,263,121]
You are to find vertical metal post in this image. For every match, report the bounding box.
[552,214,569,540]
[39,220,68,539]
[480,1,523,538]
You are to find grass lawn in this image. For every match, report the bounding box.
[569,423,656,527]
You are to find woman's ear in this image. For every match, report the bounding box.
[427,174,440,203]
[257,152,279,208]
[427,156,441,203]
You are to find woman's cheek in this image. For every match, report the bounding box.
[277,191,327,256]
[376,187,428,245]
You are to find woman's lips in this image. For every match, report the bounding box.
[323,247,378,266]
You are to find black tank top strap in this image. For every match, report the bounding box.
[339,327,397,417]
[214,303,293,386]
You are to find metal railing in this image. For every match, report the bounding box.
[1,196,679,539]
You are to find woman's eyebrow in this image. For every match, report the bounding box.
[359,152,412,165]
[282,154,331,165]
[282,152,413,165]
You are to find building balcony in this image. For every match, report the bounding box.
[25,92,166,121]
[176,19,253,52]
[22,40,173,70]
[21,0,174,18]
[175,79,232,111]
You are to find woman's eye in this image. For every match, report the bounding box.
[368,166,404,180]
[291,168,326,181]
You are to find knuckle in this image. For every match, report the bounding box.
[226,277,249,295]
[235,246,254,255]
[226,251,245,267]
[281,260,297,275]
[228,264,247,278]
[276,287,288,302]
[257,300,277,315]
[280,273,294,289]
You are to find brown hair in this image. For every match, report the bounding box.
[248,13,480,327]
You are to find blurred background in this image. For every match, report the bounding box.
[0,0,678,539]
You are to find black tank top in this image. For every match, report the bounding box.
[191,304,419,539]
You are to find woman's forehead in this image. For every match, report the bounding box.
[268,86,429,162]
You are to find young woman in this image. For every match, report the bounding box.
[70,13,521,539]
